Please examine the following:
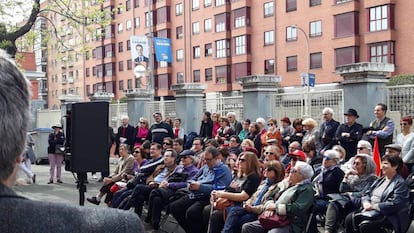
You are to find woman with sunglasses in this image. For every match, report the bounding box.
[307,150,345,233]
[262,118,284,156]
[209,152,261,233]
[324,154,377,233]
[134,117,149,148]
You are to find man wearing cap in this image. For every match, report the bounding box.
[146,112,174,145]
[320,107,340,154]
[365,103,395,156]
[384,144,410,179]
[335,108,363,161]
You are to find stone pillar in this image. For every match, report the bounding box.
[88,92,114,102]
[125,88,152,125]
[336,62,394,126]
[237,75,281,120]
[172,83,206,134]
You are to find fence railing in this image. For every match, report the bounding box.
[386,84,414,117]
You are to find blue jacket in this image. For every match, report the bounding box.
[361,175,410,233]
[189,161,232,199]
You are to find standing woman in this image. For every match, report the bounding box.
[212,112,221,138]
[199,111,213,139]
[134,117,149,148]
[47,124,65,184]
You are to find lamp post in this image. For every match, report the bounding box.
[291,25,310,117]
[147,0,154,100]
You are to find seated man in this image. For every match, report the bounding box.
[169,146,232,233]
[0,50,143,233]
[86,143,134,205]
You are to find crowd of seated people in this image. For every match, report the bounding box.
[95,106,414,233]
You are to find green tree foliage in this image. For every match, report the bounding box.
[387,74,414,86]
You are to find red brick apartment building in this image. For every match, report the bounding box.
[43,0,413,108]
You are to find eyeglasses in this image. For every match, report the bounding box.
[163,142,172,145]
[239,158,246,162]
[133,150,140,154]
[357,147,366,150]
[400,122,408,126]
[323,155,331,161]
[139,121,144,124]
[204,157,214,162]
[265,151,275,156]
[193,143,200,146]
[353,161,362,166]
[267,123,274,126]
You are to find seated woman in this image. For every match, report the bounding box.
[209,152,262,233]
[241,161,315,233]
[324,154,377,233]
[221,160,285,233]
[344,154,410,233]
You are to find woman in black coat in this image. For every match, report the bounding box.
[199,111,213,140]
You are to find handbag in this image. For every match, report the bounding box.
[258,212,291,230]
[167,172,188,183]
[55,144,65,154]
[213,197,234,210]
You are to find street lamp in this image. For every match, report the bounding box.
[290,25,310,117]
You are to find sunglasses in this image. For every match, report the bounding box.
[163,142,172,145]
[357,147,366,150]
[133,150,140,154]
[400,123,408,126]
[323,155,332,161]
[265,151,275,155]
[267,123,274,126]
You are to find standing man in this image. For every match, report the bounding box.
[115,115,135,156]
[0,50,143,233]
[335,108,363,161]
[227,112,243,136]
[366,103,395,156]
[319,107,340,154]
[146,112,174,145]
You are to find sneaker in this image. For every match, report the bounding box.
[92,174,98,180]
[86,196,100,205]
[32,174,36,184]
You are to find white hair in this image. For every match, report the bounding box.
[294,161,314,180]
[227,112,236,118]
[121,115,129,121]
[357,140,372,152]
[322,107,334,116]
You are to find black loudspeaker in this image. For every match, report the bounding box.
[70,102,109,173]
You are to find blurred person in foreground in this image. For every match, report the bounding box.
[0,50,143,233]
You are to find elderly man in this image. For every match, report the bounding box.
[365,103,395,156]
[227,112,243,135]
[320,107,340,154]
[0,50,143,232]
[115,115,135,156]
[335,108,363,161]
[384,144,409,179]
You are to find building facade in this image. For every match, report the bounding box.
[41,0,412,108]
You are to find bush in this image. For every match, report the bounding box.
[387,74,414,86]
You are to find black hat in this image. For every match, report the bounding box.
[344,108,359,118]
[179,149,195,160]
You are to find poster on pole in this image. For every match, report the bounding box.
[130,36,149,68]
[153,37,172,63]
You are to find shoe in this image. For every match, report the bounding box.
[92,174,98,180]
[47,180,53,184]
[86,196,100,205]
[32,174,36,184]
[57,179,63,183]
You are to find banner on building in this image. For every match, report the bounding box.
[130,36,149,67]
[153,37,172,63]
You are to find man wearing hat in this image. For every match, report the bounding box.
[384,144,410,179]
[47,124,65,184]
[334,108,363,161]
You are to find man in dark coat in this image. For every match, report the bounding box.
[335,108,363,161]
[115,115,135,155]
[0,50,143,233]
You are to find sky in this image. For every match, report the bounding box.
[0,0,32,25]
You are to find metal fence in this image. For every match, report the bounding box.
[386,84,414,117]
[273,89,344,123]
[204,96,244,119]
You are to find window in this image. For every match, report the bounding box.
[127,79,132,89]
[145,12,153,27]
[119,80,124,91]
[264,59,274,74]
[286,0,297,12]
[204,18,212,32]
[336,0,352,4]
[205,68,213,81]
[157,74,170,90]
[215,0,226,7]
[104,63,115,76]
[117,3,123,14]
[215,13,229,32]
[264,2,274,17]
[205,43,212,56]
[286,26,297,41]
[310,0,321,6]
[310,20,322,37]
[156,6,170,24]
[134,0,139,8]
[192,22,200,35]
[215,65,230,83]
[369,5,394,32]
[176,26,183,39]
[126,40,131,50]
[126,0,131,11]
[235,35,248,55]
[127,59,132,70]
[234,62,251,80]
[118,61,124,71]
[176,49,184,61]
[176,3,183,16]
[118,42,123,53]
[310,52,322,69]
[117,23,123,33]
[193,70,201,82]
[204,0,212,7]
[234,7,250,28]
[134,17,140,28]
[177,72,184,83]
[286,56,297,72]
[335,46,359,67]
[126,20,132,30]
[264,31,274,45]
[216,39,230,58]
[193,46,201,58]
[369,41,394,64]
[192,0,200,10]
[334,12,358,37]
[157,29,170,38]
[86,67,90,77]
[105,44,115,58]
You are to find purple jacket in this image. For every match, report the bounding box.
[167,164,199,190]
